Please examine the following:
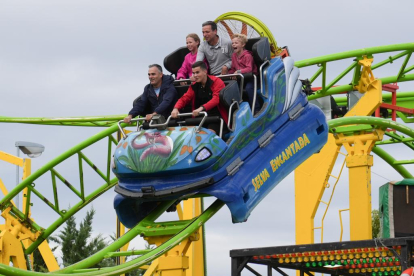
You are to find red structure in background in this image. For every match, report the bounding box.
[376,83,414,120]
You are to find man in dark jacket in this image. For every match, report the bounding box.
[124,64,177,123]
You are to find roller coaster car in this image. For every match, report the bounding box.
[112,38,328,227]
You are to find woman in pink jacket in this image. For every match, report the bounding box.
[177,33,208,80]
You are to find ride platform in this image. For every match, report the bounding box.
[230,237,413,276]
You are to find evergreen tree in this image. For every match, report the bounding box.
[372,209,380,238]
[50,208,115,268]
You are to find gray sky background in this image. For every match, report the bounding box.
[1,1,413,275]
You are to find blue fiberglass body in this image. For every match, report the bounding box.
[112,57,328,227]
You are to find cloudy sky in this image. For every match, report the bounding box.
[1,0,413,275]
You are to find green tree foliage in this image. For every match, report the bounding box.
[31,208,149,275]
[50,207,115,268]
[372,209,380,238]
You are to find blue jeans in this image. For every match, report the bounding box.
[245,81,261,113]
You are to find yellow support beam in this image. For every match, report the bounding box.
[143,198,204,276]
[335,130,384,240]
[295,56,383,246]
[0,151,60,271]
[182,198,204,276]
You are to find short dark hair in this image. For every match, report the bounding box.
[192,61,207,70]
[148,64,163,73]
[202,21,217,31]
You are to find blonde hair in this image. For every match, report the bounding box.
[232,33,248,45]
[186,33,201,46]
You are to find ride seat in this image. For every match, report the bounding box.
[173,80,192,113]
[163,47,190,76]
[246,37,271,70]
[219,80,241,130]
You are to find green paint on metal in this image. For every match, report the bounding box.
[0,115,126,127]
[393,159,414,165]
[397,52,412,80]
[328,116,414,179]
[309,66,323,84]
[384,132,414,151]
[215,11,278,53]
[371,51,410,70]
[330,124,374,134]
[308,73,414,100]
[373,147,413,179]
[0,200,224,276]
[295,43,414,68]
[397,112,414,123]
[104,250,152,258]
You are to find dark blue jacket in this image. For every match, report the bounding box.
[128,75,177,119]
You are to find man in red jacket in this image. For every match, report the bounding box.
[171,61,228,134]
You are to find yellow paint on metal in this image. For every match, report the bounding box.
[0,152,60,271]
[295,55,383,247]
[0,150,24,167]
[182,198,204,276]
[354,56,375,93]
[143,199,204,276]
[0,178,16,207]
[215,11,280,56]
[0,207,39,269]
[335,130,384,241]
[0,230,27,270]
[339,209,350,241]
[38,240,60,271]
[295,134,341,244]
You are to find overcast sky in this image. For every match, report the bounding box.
[1,1,413,275]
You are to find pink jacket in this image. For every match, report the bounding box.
[177,52,209,80]
[228,50,258,75]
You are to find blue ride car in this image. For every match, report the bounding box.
[112,38,328,227]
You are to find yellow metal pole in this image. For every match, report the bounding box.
[295,55,382,246]
[182,198,204,276]
[0,150,60,271]
[337,130,384,240]
[295,136,340,244]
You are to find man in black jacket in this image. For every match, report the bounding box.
[124,64,177,123]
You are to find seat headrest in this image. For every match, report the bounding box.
[252,37,271,66]
[219,80,241,109]
[163,47,190,76]
[245,37,261,52]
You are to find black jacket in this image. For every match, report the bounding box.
[128,75,177,119]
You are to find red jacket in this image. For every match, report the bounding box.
[174,75,228,123]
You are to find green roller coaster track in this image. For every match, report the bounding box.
[1,42,414,275]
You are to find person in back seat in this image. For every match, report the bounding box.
[228,33,261,113]
[196,21,233,76]
[177,33,208,81]
[124,64,177,123]
[171,61,228,134]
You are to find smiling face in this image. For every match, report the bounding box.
[148,66,163,88]
[186,37,199,53]
[202,25,217,45]
[192,66,208,85]
[232,37,245,54]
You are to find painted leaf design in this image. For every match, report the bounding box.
[122,142,128,149]
[180,145,188,155]
[187,146,193,153]
[196,136,202,144]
